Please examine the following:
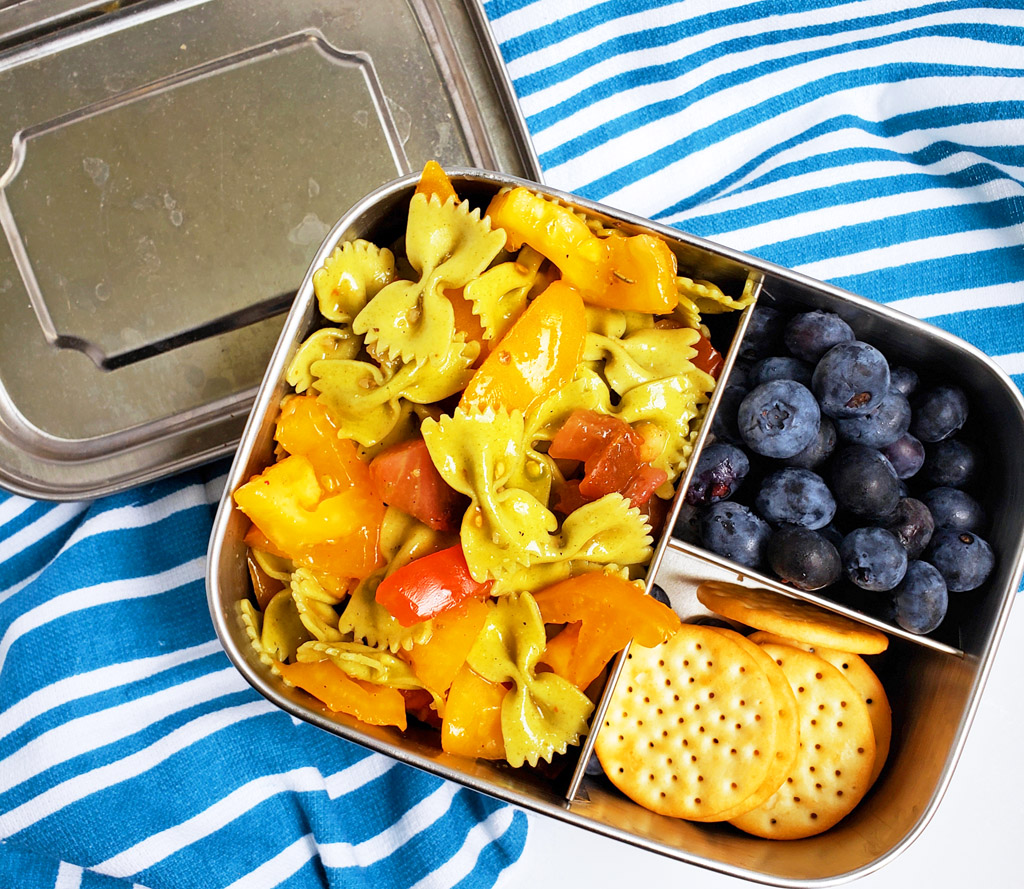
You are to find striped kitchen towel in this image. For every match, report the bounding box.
[0,465,526,889]
[485,0,1024,379]
[3,2,1023,888]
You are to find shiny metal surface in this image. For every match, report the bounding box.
[207,168,1024,886]
[0,0,538,499]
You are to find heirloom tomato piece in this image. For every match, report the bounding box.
[533,573,680,689]
[414,159,458,204]
[375,545,493,627]
[459,280,587,415]
[403,598,491,694]
[549,409,668,508]
[276,659,407,729]
[441,664,507,760]
[595,230,678,314]
[369,437,468,532]
[486,186,610,296]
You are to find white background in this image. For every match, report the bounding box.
[514,597,1023,887]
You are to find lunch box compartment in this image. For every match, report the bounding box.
[207,169,1024,886]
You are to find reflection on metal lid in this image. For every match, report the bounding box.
[0,0,537,499]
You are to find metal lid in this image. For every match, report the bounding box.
[0,0,538,499]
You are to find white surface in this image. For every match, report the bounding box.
[516,598,1023,888]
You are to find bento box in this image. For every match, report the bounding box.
[206,167,1024,885]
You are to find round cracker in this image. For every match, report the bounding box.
[748,631,891,788]
[688,627,800,822]
[595,624,780,820]
[696,581,888,655]
[730,643,877,840]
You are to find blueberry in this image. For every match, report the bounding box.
[672,501,703,545]
[834,391,911,448]
[784,310,855,363]
[768,525,842,591]
[926,528,995,592]
[649,583,671,607]
[885,560,948,634]
[755,468,836,530]
[782,416,836,470]
[840,527,908,592]
[685,442,750,506]
[879,433,925,480]
[812,341,891,418]
[830,446,901,519]
[880,497,935,560]
[921,486,986,533]
[738,304,785,360]
[709,384,748,444]
[738,379,821,459]
[910,385,969,442]
[700,501,772,569]
[922,439,977,488]
[749,355,814,388]
[889,365,920,398]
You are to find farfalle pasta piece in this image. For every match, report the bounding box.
[313,239,396,323]
[296,640,445,715]
[423,406,653,583]
[421,406,556,580]
[353,194,506,366]
[585,326,714,398]
[463,245,544,343]
[466,592,593,768]
[312,337,479,448]
[679,275,755,315]
[238,599,280,674]
[286,328,362,394]
[616,374,712,483]
[259,588,311,663]
[338,508,453,651]
[290,568,345,643]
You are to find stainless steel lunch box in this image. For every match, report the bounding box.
[206,168,1024,886]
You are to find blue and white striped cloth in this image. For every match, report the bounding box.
[2,2,1022,887]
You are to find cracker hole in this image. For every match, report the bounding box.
[691,755,698,762]
[841,663,849,670]
[719,714,726,721]
[810,812,818,820]
[694,798,701,805]
[674,694,680,702]
[835,770,842,777]
[660,791,666,798]
[698,775,704,783]
[809,766,816,773]
[730,748,737,755]
[643,696,650,703]
[814,743,821,750]
[810,719,817,726]
[694,703,701,711]
[708,692,715,699]
[627,686,633,693]
[656,708,663,715]
[754,749,760,756]
[815,783,822,790]
[770,819,777,825]
[618,768,624,773]
[672,774,678,782]
[649,774,655,781]
[637,720,644,726]
[857,747,865,754]
[837,721,843,727]
[815,672,822,679]
[688,677,695,684]
[665,679,672,687]
[787,777,794,784]
[713,738,719,744]
[793,796,801,803]
[658,659,665,666]
[866,698,874,705]
[836,790,844,797]
[840,701,848,708]
[818,704,825,711]
[797,686,805,693]
[731,782,738,789]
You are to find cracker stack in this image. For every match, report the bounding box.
[594,581,890,839]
